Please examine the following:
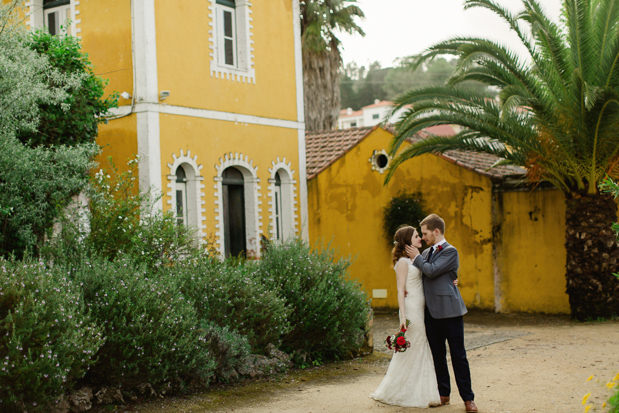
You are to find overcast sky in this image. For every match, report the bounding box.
[339,0,564,68]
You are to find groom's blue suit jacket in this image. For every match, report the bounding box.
[413,242,468,319]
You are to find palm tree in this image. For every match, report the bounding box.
[386,0,619,320]
[300,0,364,131]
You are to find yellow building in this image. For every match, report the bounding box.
[20,0,308,256]
[306,126,571,314]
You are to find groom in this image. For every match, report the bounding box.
[405,214,478,413]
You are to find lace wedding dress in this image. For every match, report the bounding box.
[370,257,441,407]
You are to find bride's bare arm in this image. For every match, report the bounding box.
[395,259,408,330]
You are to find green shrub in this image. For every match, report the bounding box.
[383,192,426,245]
[176,257,291,354]
[71,257,215,391]
[200,322,251,383]
[20,30,117,147]
[256,240,370,364]
[0,136,96,258]
[0,258,102,412]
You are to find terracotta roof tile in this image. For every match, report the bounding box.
[306,126,375,179]
[306,125,526,180]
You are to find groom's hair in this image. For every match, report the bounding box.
[420,214,445,234]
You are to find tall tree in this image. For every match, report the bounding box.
[301,0,364,131]
[386,0,619,320]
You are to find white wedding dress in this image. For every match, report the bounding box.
[370,257,441,407]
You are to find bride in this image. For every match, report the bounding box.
[370,225,442,407]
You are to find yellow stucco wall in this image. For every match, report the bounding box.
[308,128,496,310]
[158,114,302,243]
[95,114,138,174]
[79,0,133,100]
[497,189,570,313]
[154,0,298,120]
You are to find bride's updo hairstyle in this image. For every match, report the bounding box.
[392,225,416,265]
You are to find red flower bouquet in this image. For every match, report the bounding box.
[385,324,411,353]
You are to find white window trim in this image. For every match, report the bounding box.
[26,0,81,38]
[268,158,297,242]
[208,0,255,83]
[214,152,262,258]
[166,150,207,241]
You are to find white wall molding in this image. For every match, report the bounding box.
[267,158,298,241]
[166,149,207,241]
[107,103,301,130]
[131,0,162,210]
[214,153,262,258]
[292,0,309,241]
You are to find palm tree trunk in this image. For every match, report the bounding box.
[302,45,341,132]
[565,195,619,320]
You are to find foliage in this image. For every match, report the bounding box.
[386,0,619,194]
[384,0,619,320]
[0,3,80,141]
[301,0,365,131]
[0,136,97,258]
[175,257,291,354]
[256,239,371,364]
[200,322,252,383]
[600,176,619,279]
[19,30,117,147]
[0,258,103,412]
[70,256,215,391]
[48,160,199,268]
[340,58,492,110]
[382,192,426,246]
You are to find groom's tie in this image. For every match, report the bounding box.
[427,246,434,262]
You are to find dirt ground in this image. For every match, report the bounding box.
[130,311,618,413]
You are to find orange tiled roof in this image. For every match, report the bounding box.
[305,125,526,180]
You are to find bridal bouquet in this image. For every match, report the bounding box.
[385,321,411,353]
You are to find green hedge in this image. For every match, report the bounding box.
[257,240,371,364]
[176,257,291,354]
[0,259,102,412]
[71,257,215,391]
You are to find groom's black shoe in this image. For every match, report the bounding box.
[464,400,478,412]
[440,396,450,405]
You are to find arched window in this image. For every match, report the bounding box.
[269,167,295,242]
[175,165,188,226]
[273,171,283,241]
[222,167,246,257]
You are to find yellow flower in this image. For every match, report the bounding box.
[582,392,591,405]
[584,405,592,413]
[603,402,607,408]
[606,381,616,389]
[586,375,595,382]
[614,372,619,382]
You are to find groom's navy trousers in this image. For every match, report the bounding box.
[425,309,474,401]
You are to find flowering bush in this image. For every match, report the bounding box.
[70,257,215,391]
[175,257,291,354]
[256,239,371,364]
[0,258,102,412]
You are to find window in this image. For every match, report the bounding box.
[210,0,254,82]
[372,113,380,120]
[273,172,283,241]
[216,0,236,67]
[351,122,357,127]
[175,166,188,226]
[43,0,71,36]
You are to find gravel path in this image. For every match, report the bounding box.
[132,311,618,413]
